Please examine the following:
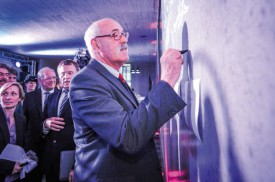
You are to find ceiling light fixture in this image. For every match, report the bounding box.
[135,67,140,74]
[15,61,21,68]
[28,49,76,56]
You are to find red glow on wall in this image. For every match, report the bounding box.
[167,170,190,182]
[168,170,187,177]
[150,40,157,45]
[149,21,162,29]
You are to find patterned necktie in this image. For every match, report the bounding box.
[43,92,50,112]
[58,89,68,116]
[44,92,50,104]
[118,74,138,104]
[118,73,130,91]
[118,73,126,83]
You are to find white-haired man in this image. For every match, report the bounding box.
[70,18,186,182]
[23,67,57,182]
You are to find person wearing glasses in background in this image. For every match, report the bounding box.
[23,67,58,182]
[0,63,10,88]
[70,18,185,182]
[0,82,27,182]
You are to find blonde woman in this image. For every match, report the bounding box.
[0,82,27,182]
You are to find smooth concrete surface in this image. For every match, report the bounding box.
[160,0,275,181]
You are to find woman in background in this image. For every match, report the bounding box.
[23,75,37,93]
[0,82,27,182]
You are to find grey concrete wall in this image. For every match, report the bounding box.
[160,0,275,181]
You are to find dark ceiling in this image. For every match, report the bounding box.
[0,0,159,63]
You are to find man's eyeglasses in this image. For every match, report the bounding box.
[94,30,129,40]
[43,76,56,81]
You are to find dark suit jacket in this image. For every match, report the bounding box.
[42,90,75,176]
[15,102,23,115]
[23,88,58,154]
[70,60,186,182]
[0,107,27,182]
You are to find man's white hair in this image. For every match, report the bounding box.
[37,67,55,79]
[84,23,98,58]
[84,18,115,58]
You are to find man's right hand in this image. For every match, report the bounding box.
[44,117,65,131]
[160,48,184,88]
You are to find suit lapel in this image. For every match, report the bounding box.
[58,90,70,118]
[55,90,62,116]
[0,108,10,144]
[59,100,70,118]
[115,79,138,106]
[124,83,139,105]
[44,88,61,117]
[91,60,138,107]
[36,89,43,116]
[14,112,23,146]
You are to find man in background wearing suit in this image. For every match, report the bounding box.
[70,18,186,182]
[42,60,79,182]
[23,67,57,182]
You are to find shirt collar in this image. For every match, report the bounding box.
[41,88,54,94]
[97,61,120,78]
[62,88,69,94]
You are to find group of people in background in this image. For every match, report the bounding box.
[0,64,37,94]
[0,60,78,182]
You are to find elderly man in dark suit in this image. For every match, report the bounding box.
[23,67,57,182]
[70,18,186,182]
[42,59,79,182]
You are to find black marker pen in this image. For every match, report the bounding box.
[20,162,29,166]
[180,50,189,54]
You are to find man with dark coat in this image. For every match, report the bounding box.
[70,18,186,182]
[42,60,79,182]
[23,67,57,182]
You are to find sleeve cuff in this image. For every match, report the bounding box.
[43,120,49,134]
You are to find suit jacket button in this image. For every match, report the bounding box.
[53,140,57,143]
[168,109,177,117]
